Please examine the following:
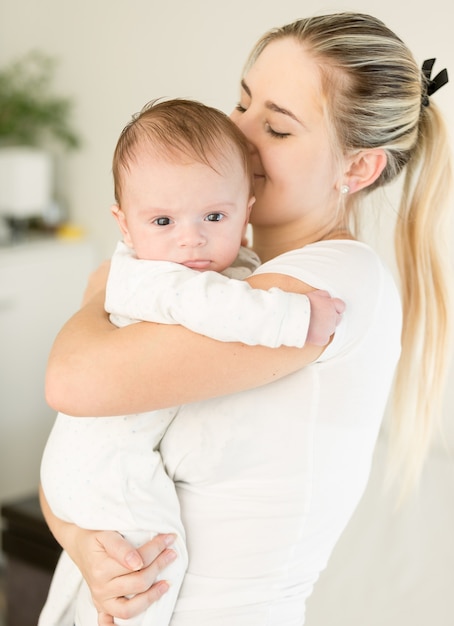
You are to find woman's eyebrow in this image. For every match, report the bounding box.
[240,79,302,125]
[240,79,251,96]
[265,101,302,125]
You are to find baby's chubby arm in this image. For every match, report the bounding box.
[105,242,344,347]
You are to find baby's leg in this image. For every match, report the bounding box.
[74,581,99,626]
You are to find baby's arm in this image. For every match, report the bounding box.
[105,242,344,348]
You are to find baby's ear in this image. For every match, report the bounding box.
[245,195,255,224]
[241,196,255,240]
[110,204,133,247]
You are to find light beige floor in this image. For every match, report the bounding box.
[306,435,454,626]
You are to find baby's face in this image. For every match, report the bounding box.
[114,150,253,273]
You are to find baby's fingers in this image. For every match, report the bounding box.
[333,297,346,315]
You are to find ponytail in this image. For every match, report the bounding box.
[391,102,453,494]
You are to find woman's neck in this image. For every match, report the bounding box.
[251,228,300,263]
[251,222,354,263]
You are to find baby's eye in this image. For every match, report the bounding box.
[153,216,172,226]
[205,213,224,222]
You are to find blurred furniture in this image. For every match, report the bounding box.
[0,237,96,507]
[1,493,61,626]
[0,236,95,624]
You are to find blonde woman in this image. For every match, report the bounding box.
[41,12,451,626]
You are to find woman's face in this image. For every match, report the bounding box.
[231,37,341,234]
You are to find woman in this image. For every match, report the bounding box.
[41,12,452,626]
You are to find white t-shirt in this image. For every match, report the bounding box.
[159,240,402,625]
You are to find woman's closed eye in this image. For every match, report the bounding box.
[265,123,290,139]
[234,101,290,138]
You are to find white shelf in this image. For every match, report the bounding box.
[0,238,96,505]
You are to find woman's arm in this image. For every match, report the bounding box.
[46,270,324,417]
[39,485,177,621]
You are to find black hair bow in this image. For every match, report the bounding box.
[421,58,449,106]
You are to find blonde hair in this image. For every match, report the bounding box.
[113,98,253,204]
[248,13,453,493]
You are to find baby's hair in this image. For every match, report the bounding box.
[113,98,253,204]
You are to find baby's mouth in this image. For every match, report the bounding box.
[181,260,212,270]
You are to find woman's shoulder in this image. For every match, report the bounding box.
[253,240,388,295]
[254,240,402,349]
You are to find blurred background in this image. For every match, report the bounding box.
[0,1,452,625]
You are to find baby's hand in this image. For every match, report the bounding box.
[305,290,345,346]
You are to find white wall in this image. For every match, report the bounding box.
[0,0,452,258]
[3,0,451,439]
[0,1,453,623]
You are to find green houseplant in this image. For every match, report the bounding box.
[0,50,80,149]
[0,51,81,225]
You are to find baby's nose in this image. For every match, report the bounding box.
[178,224,207,247]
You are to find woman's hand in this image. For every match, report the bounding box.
[40,487,177,623]
[78,530,177,623]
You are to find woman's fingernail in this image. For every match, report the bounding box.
[163,534,176,547]
[157,580,170,596]
[125,551,143,571]
[165,550,177,564]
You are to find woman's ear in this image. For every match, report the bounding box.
[342,149,387,194]
[110,204,133,248]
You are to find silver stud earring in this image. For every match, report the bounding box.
[340,184,350,195]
